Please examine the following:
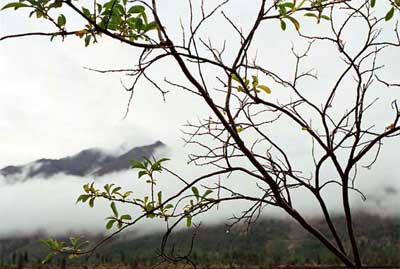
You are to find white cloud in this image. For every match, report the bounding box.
[0,143,398,238]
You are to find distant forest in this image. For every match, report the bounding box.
[1,212,399,267]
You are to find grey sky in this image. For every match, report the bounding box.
[0,1,399,236]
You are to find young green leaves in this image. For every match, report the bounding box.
[57,14,66,27]
[230,73,272,95]
[183,187,214,227]
[1,0,158,46]
[40,237,89,263]
[91,0,158,43]
[280,16,300,31]
[368,0,399,21]
[105,201,132,230]
[131,157,170,184]
[385,7,395,21]
[303,12,330,24]
[1,2,30,10]
[275,0,333,29]
[130,158,174,220]
[276,1,301,31]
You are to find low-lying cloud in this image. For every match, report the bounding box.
[0,141,399,239]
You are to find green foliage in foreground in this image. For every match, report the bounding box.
[2,0,158,46]
[2,0,399,47]
[37,157,216,263]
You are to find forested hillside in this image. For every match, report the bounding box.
[1,212,398,267]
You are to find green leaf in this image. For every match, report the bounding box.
[385,7,395,21]
[104,184,110,193]
[278,5,287,16]
[2,2,30,10]
[192,186,199,197]
[138,170,147,178]
[252,75,259,88]
[111,202,118,217]
[50,34,57,42]
[42,252,55,264]
[40,239,55,249]
[304,13,317,17]
[286,16,300,31]
[157,157,170,163]
[49,1,63,9]
[165,204,174,209]
[281,2,294,9]
[83,183,90,193]
[97,3,102,13]
[141,11,148,24]
[236,126,244,133]
[112,186,122,194]
[35,10,44,18]
[84,35,91,47]
[70,237,79,246]
[82,7,91,17]
[106,219,116,230]
[89,197,95,208]
[131,159,146,169]
[151,158,168,171]
[304,12,318,18]
[57,14,66,27]
[230,73,241,82]
[128,5,145,14]
[157,191,162,204]
[280,20,286,31]
[370,0,376,8]
[123,191,133,198]
[120,214,132,220]
[144,21,158,32]
[76,240,90,249]
[90,182,96,193]
[135,17,144,31]
[103,0,117,11]
[76,194,90,203]
[68,254,78,260]
[203,189,213,198]
[127,17,138,29]
[257,85,272,94]
[114,4,124,15]
[320,15,331,21]
[186,214,192,227]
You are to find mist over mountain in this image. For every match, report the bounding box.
[0,141,165,184]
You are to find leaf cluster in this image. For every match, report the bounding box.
[40,237,89,263]
[2,0,158,46]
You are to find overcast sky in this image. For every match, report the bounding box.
[0,1,399,236]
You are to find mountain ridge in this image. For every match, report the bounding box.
[0,141,165,183]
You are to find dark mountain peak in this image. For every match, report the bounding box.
[153,140,165,147]
[69,148,111,165]
[0,165,22,176]
[122,141,165,158]
[36,158,52,163]
[73,147,102,157]
[93,141,166,177]
[0,141,166,183]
